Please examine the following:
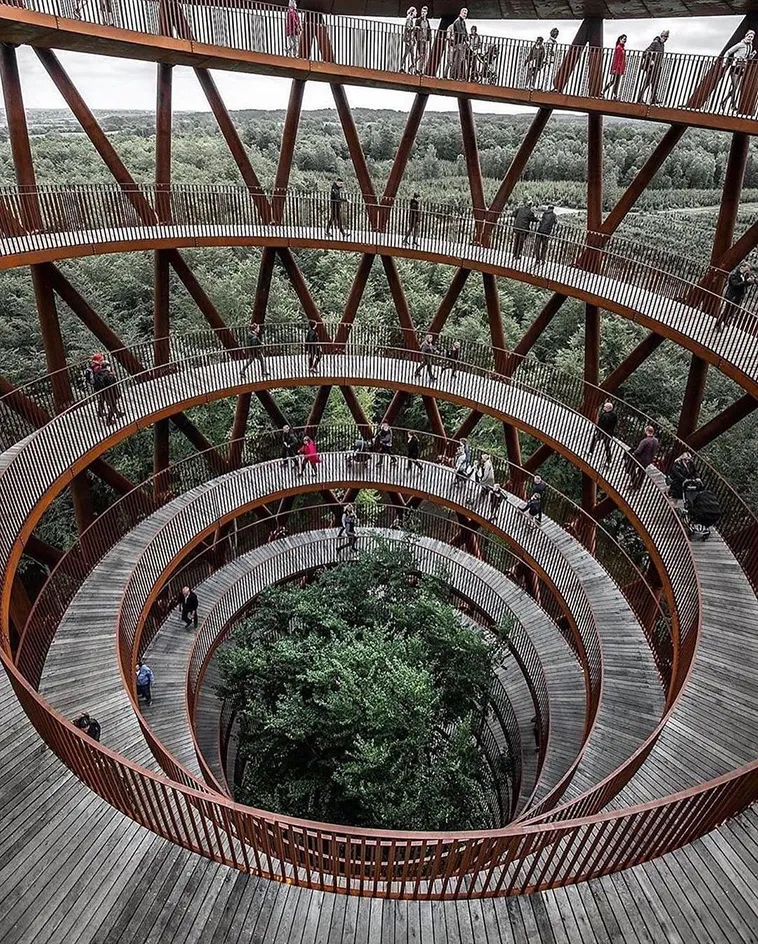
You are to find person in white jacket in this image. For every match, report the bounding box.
[721,30,755,111]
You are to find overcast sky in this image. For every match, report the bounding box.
[13,14,745,114]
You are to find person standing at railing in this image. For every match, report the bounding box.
[534,205,557,264]
[603,35,627,100]
[721,30,756,112]
[511,200,536,260]
[414,333,437,381]
[627,426,660,491]
[285,0,302,57]
[403,192,421,248]
[475,453,495,501]
[716,262,756,330]
[305,321,322,374]
[467,27,482,81]
[240,323,271,378]
[374,421,398,468]
[454,438,472,488]
[487,482,505,522]
[524,37,546,91]
[85,352,106,418]
[338,503,356,537]
[400,8,418,73]
[543,27,560,88]
[406,431,423,473]
[588,399,618,467]
[415,6,431,75]
[336,507,358,557]
[326,178,349,238]
[280,424,299,469]
[450,8,469,81]
[637,30,669,105]
[136,660,154,707]
[518,492,543,525]
[440,339,461,378]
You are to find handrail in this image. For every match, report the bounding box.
[0,186,755,396]
[0,319,744,616]
[5,0,758,123]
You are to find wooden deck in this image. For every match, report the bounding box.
[4,664,758,943]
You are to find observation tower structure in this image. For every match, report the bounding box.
[1,1,758,941]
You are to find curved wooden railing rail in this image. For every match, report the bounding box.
[5,0,758,126]
[1,320,752,610]
[0,357,725,896]
[0,186,755,396]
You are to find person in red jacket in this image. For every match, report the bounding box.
[285,0,301,56]
[603,35,627,99]
[298,436,321,477]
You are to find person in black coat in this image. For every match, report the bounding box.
[403,192,421,247]
[512,201,536,259]
[326,178,349,237]
[716,262,755,330]
[374,421,397,467]
[637,30,669,104]
[588,400,618,466]
[534,205,557,264]
[180,586,199,629]
[305,321,322,374]
[406,431,422,472]
[280,424,299,469]
[73,712,101,741]
[519,492,543,524]
[240,324,270,378]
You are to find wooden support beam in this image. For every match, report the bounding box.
[0,44,41,231]
[677,356,710,442]
[335,254,374,346]
[688,394,758,451]
[154,62,172,495]
[272,79,304,223]
[331,83,378,224]
[601,332,664,392]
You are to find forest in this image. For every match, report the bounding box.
[0,106,756,557]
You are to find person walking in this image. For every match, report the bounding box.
[414,334,437,382]
[73,712,101,741]
[280,424,299,469]
[668,451,698,501]
[415,6,431,74]
[240,323,270,378]
[406,431,423,472]
[721,30,755,111]
[519,492,543,524]
[338,503,355,537]
[543,27,559,86]
[85,352,106,417]
[285,0,301,56]
[524,36,545,90]
[374,421,397,468]
[450,8,469,81]
[403,192,421,247]
[512,200,536,259]
[637,30,669,104]
[628,426,660,490]
[180,586,199,628]
[305,321,322,374]
[467,27,482,81]
[588,400,618,466]
[717,262,755,330]
[136,660,154,707]
[298,435,321,477]
[326,178,349,238]
[488,482,505,521]
[441,339,461,378]
[400,7,417,73]
[454,438,472,488]
[532,474,547,509]
[336,509,358,557]
[476,452,495,500]
[534,205,557,264]
[98,362,124,425]
[603,34,627,99]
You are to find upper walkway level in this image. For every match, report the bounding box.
[4,0,758,133]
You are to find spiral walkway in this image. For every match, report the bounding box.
[4,2,758,937]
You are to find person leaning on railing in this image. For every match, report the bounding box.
[534,205,557,264]
[511,200,536,259]
[716,262,756,331]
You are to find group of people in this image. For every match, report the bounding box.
[84,353,124,424]
[587,398,663,491]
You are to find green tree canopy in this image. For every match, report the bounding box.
[218,539,498,831]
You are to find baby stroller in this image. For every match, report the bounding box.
[346,438,372,469]
[681,478,721,541]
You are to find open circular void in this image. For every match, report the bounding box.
[2,1,758,942]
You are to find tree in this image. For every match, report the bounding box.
[218,540,497,830]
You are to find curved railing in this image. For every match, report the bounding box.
[1,186,755,396]
[6,0,758,124]
[1,320,751,609]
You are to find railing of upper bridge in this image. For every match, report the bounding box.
[0,320,753,608]
[0,186,754,384]
[6,0,758,120]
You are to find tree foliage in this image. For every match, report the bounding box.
[218,540,497,830]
